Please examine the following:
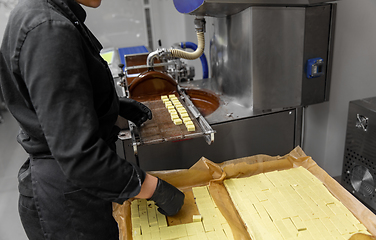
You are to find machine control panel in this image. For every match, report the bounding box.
[306,57,324,79]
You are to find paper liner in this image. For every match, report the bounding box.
[113,146,376,240]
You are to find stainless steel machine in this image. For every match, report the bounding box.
[116,0,337,171]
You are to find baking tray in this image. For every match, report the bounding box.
[113,147,376,240]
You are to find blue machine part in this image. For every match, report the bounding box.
[180,41,209,79]
[173,0,204,14]
[306,57,324,79]
[118,46,148,71]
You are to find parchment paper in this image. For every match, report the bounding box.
[113,146,376,240]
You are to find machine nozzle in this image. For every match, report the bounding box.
[194,17,206,33]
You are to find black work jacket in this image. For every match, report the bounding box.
[0,0,145,203]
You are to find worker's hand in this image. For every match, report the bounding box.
[118,98,152,126]
[149,178,185,216]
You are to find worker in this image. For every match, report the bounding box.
[0,0,185,239]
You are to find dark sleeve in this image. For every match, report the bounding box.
[19,20,145,203]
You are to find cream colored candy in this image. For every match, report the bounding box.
[171,114,180,121]
[173,118,182,125]
[131,185,234,240]
[177,108,184,113]
[169,109,177,115]
[223,167,369,240]
[182,117,191,123]
[193,215,202,222]
[185,120,193,126]
[186,123,195,132]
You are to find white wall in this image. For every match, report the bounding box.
[0,1,147,49]
[84,0,148,49]
[0,1,17,45]
[148,0,186,49]
[304,0,376,177]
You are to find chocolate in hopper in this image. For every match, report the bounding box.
[129,70,220,117]
[128,70,178,101]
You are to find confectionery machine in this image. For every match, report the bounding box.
[116,0,337,171]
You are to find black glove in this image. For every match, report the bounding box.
[149,178,185,216]
[118,98,152,126]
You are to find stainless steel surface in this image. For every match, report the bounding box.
[294,107,304,147]
[341,96,376,213]
[129,121,140,155]
[119,109,297,171]
[193,17,206,32]
[174,0,336,17]
[180,79,254,124]
[124,52,195,84]
[179,89,215,144]
[118,129,131,141]
[179,79,297,125]
[210,4,335,112]
[301,4,335,105]
[146,49,169,69]
[350,165,374,197]
[125,62,171,71]
[125,61,195,83]
[252,7,304,110]
[324,3,336,102]
[210,8,253,109]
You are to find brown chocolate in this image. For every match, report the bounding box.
[129,70,178,101]
[184,88,220,117]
